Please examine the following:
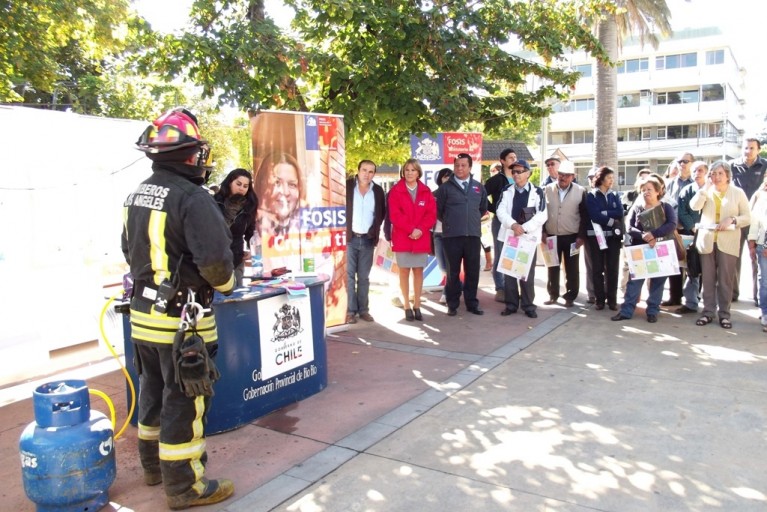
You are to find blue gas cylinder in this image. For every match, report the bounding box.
[19,380,116,512]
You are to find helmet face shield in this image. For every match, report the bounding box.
[137,124,201,153]
[136,109,208,163]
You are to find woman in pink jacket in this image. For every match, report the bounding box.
[389,158,437,321]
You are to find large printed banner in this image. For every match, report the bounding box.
[406,132,483,287]
[410,132,483,188]
[251,111,347,327]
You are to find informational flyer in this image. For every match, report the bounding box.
[592,222,607,250]
[497,234,537,280]
[374,239,399,274]
[624,239,681,279]
[539,236,559,267]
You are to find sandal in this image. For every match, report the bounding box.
[695,315,713,326]
[719,318,732,329]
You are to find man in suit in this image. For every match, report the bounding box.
[435,153,489,316]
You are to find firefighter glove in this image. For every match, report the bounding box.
[174,334,219,398]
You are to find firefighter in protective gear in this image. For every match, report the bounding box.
[122,107,237,510]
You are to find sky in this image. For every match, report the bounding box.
[134,0,765,123]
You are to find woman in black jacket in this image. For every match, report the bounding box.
[214,169,259,286]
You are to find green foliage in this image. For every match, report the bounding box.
[141,0,608,149]
[0,0,142,106]
[194,103,253,183]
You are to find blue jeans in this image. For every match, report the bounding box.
[682,270,700,310]
[347,236,375,314]
[758,245,767,321]
[620,275,667,318]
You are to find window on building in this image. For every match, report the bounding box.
[620,161,651,187]
[666,125,699,139]
[701,122,723,138]
[575,64,592,78]
[628,127,642,141]
[680,90,699,103]
[655,89,699,105]
[642,127,654,140]
[572,98,595,111]
[617,58,648,74]
[573,130,595,143]
[656,52,697,70]
[681,53,697,67]
[702,83,724,101]
[618,93,640,108]
[706,49,725,65]
[655,127,666,140]
[549,132,572,145]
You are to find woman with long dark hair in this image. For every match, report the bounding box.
[214,169,258,286]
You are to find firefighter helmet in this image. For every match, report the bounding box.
[136,108,208,163]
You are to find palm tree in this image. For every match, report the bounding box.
[593,1,673,170]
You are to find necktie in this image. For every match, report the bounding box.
[462,181,468,191]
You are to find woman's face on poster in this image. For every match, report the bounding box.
[267,162,300,220]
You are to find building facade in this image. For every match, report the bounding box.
[547,27,746,189]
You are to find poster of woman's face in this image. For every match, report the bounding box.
[250,111,347,327]
[254,152,305,235]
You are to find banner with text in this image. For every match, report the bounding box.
[251,111,347,327]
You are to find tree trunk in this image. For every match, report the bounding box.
[594,16,618,171]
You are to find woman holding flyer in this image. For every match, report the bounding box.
[690,161,750,329]
[585,166,624,311]
[612,174,677,323]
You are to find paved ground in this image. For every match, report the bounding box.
[3,262,766,511]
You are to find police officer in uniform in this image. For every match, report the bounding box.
[122,108,236,510]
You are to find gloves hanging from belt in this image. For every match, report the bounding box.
[173,329,220,398]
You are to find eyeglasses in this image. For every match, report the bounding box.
[511,169,528,175]
[677,159,690,164]
[545,162,557,167]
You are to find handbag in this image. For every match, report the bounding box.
[686,233,701,278]
[670,230,686,261]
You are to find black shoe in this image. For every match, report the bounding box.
[525,310,538,318]
[543,298,558,305]
[595,303,605,311]
[587,296,596,304]
[467,307,484,315]
[647,314,658,323]
[500,308,517,316]
[447,308,457,316]
[661,299,681,306]
[675,305,697,314]
[413,308,423,321]
[611,313,630,321]
[608,304,618,311]
[405,308,414,321]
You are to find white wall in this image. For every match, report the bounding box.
[0,107,151,386]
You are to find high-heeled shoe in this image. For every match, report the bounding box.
[413,308,423,321]
[405,308,414,321]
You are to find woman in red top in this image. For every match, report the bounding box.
[389,158,437,321]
